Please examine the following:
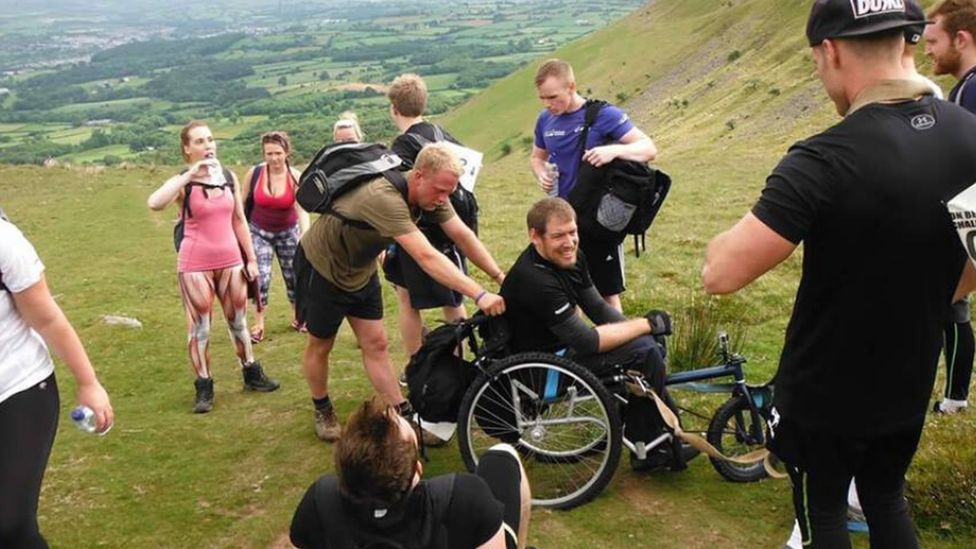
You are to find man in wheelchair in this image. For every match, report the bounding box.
[499,197,696,471]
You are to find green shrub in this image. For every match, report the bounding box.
[668,294,750,373]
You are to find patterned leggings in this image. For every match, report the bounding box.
[249,223,300,308]
[178,266,254,378]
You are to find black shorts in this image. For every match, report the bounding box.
[294,245,383,339]
[579,235,625,296]
[382,242,466,309]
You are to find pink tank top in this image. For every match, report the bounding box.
[250,166,298,232]
[177,183,242,273]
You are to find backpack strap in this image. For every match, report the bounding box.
[325,170,410,231]
[311,476,357,547]
[576,99,607,166]
[243,164,262,220]
[181,174,235,220]
[425,474,456,525]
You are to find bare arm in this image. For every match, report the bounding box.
[395,229,505,315]
[440,215,504,284]
[595,318,653,352]
[582,127,657,167]
[13,275,114,432]
[229,171,258,278]
[701,212,797,295]
[530,145,555,194]
[955,261,976,302]
[147,160,209,210]
[291,166,311,234]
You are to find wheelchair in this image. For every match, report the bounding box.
[443,314,772,511]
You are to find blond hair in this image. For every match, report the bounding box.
[534,59,575,87]
[415,142,463,176]
[387,73,428,117]
[333,111,363,142]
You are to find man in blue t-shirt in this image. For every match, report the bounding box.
[924,0,976,414]
[530,59,657,311]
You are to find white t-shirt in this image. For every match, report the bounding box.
[0,218,54,404]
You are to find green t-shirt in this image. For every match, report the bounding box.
[301,177,455,291]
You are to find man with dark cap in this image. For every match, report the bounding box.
[702,1,976,547]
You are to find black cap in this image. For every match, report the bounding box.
[904,0,930,45]
[806,0,927,47]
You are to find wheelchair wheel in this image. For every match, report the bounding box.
[457,352,622,510]
[706,395,769,483]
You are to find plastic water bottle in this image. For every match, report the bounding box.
[71,406,110,435]
[205,153,226,187]
[545,162,559,197]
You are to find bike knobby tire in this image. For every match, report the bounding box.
[706,394,769,483]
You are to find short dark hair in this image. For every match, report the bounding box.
[335,397,418,508]
[930,0,976,38]
[526,197,576,235]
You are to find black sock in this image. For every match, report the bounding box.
[313,396,332,412]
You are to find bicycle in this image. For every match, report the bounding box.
[446,315,775,510]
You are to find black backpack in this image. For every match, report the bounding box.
[297,142,406,222]
[242,164,264,220]
[567,100,671,256]
[406,322,477,423]
[173,168,235,252]
[405,127,479,235]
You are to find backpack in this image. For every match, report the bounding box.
[310,474,455,549]
[405,127,480,235]
[406,321,478,423]
[173,167,235,253]
[566,100,671,257]
[297,142,406,222]
[242,164,264,220]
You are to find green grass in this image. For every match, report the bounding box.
[1,0,974,547]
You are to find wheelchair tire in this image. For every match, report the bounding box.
[706,395,769,483]
[457,352,622,510]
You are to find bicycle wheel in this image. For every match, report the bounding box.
[457,352,622,509]
[706,394,769,483]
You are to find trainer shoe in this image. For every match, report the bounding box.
[314,407,342,442]
[933,398,968,414]
[242,361,280,392]
[193,377,214,414]
[630,441,699,472]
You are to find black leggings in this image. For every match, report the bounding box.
[0,374,59,549]
[942,318,974,401]
[770,418,921,549]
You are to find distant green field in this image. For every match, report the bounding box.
[59,144,134,162]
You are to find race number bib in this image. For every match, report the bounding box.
[443,142,483,192]
[947,184,976,262]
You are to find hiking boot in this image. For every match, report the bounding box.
[193,377,214,414]
[242,361,280,392]
[314,407,342,442]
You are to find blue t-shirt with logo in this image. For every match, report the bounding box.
[533,102,634,197]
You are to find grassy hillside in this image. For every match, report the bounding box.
[0,0,973,547]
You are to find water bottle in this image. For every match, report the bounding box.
[71,406,110,435]
[545,162,559,197]
[205,153,226,187]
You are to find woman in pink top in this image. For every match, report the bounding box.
[147,120,279,414]
[243,131,308,342]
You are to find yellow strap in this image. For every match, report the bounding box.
[625,378,787,479]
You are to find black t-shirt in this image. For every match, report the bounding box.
[391,122,467,247]
[289,473,502,549]
[949,64,976,113]
[501,245,594,353]
[752,95,976,436]
[391,122,461,169]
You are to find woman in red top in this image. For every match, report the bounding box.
[243,131,309,342]
[147,120,280,413]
